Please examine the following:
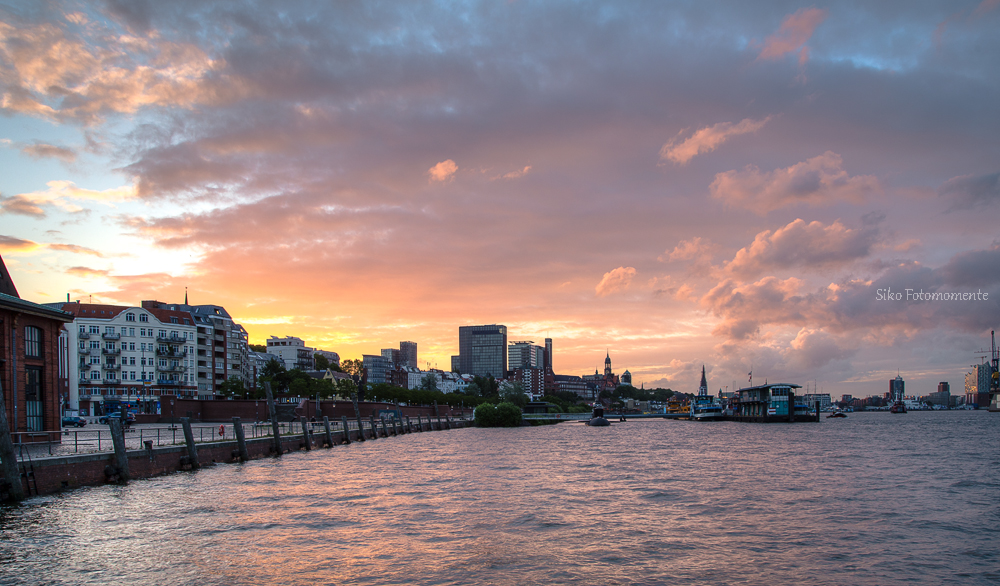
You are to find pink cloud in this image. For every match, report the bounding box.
[595,266,636,297]
[659,117,772,165]
[757,7,828,65]
[725,218,880,277]
[660,237,718,263]
[428,159,458,182]
[710,151,880,214]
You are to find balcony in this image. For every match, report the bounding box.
[104,379,121,385]
[78,348,91,355]
[156,348,188,358]
[78,331,90,339]
[103,363,121,371]
[79,363,91,371]
[156,334,187,345]
[102,348,121,355]
[157,379,180,386]
[102,332,121,340]
[156,363,186,372]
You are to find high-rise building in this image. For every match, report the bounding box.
[544,338,553,373]
[267,336,315,370]
[889,375,905,403]
[965,364,992,408]
[362,354,388,385]
[508,341,544,370]
[400,341,418,368]
[458,324,507,377]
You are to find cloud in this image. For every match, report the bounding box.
[596,266,636,297]
[0,180,136,217]
[939,171,999,211]
[0,18,235,125]
[660,237,717,263]
[66,266,110,278]
[757,7,828,65]
[48,243,104,257]
[710,152,880,214]
[0,235,40,253]
[20,142,77,163]
[428,159,458,182]
[498,165,532,180]
[725,218,880,277]
[659,117,772,165]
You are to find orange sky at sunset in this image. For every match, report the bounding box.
[1,1,998,397]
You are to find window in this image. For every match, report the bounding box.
[90,340,99,349]
[79,326,86,334]
[25,366,43,431]
[121,327,128,335]
[129,356,136,366]
[24,326,41,358]
[129,328,135,337]
[79,341,86,350]
[129,342,135,351]
[89,325,100,334]
[90,370,100,380]
[126,313,135,322]
[105,326,115,334]
[106,372,116,381]
[139,314,148,323]
[140,357,146,366]
[90,356,100,365]
[170,317,178,324]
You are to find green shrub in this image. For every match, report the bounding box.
[474,403,498,427]
[495,402,523,427]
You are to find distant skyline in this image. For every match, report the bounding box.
[1,1,998,397]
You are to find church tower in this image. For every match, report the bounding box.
[604,351,612,377]
[699,365,708,396]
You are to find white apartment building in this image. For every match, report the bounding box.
[266,335,315,371]
[142,301,252,399]
[57,302,198,416]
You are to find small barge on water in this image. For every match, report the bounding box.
[730,383,820,423]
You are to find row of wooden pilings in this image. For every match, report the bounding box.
[1,381,460,501]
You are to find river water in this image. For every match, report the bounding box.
[2,411,998,585]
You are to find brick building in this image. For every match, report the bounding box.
[0,256,73,439]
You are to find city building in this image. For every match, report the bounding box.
[56,302,198,415]
[400,341,418,369]
[1,262,73,435]
[513,367,545,398]
[362,354,388,385]
[964,364,992,408]
[582,351,619,394]
[458,324,507,377]
[889,375,905,403]
[144,301,252,399]
[621,369,632,386]
[552,374,593,400]
[381,348,401,366]
[314,349,340,367]
[265,335,314,371]
[508,340,544,371]
[802,393,832,411]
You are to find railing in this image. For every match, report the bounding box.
[156,348,188,357]
[102,332,121,340]
[102,348,120,355]
[156,334,187,344]
[78,331,90,339]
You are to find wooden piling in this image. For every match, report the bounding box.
[263,382,283,455]
[0,379,25,501]
[437,413,444,431]
[380,417,390,437]
[405,415,411,434]
[341,416,352,444]
[108,418,130,483]
[300,417,312,450]
[445,414,452,430]
[369,415,379,439]
[233,417,250,462]
[322,416,334,447]
[180,417,200,469]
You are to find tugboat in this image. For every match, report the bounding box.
[890,401,907,414]
[587,405,611,426]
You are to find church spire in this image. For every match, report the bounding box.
[184,286,188,305]
[699,365,708,396]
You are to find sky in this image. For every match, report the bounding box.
[1,0,998,398]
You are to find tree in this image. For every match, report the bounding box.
[335,378,357,399]
[341,358,363,377]
[419,374,439,392]
[217,376,246,399]
[499,380,527,407]
[249,343,267,353]
[314,353,330,371]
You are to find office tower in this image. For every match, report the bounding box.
[458,324,507,377]
[400,341,418,368]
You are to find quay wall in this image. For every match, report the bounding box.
[157,399,471,424]
[11,418,467,499]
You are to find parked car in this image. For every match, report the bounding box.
[61,416,87,428]
[98,412,136,425]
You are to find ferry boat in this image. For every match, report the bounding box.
[691,366,724,421]
[889,401,907,414]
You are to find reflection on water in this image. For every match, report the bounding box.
[2,411,998,585]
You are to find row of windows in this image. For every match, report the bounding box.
[84,371,194,382]
[81,325,192,338]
